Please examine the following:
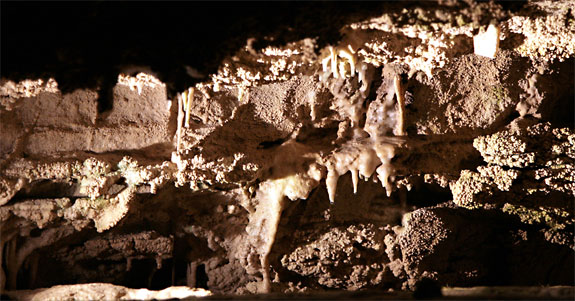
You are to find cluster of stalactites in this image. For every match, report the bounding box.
[317,44,407,203]
[325,137,398,203]
[320,45,370,94]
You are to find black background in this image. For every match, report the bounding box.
[1,1,388,101]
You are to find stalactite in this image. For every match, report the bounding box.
[176,93,184,153]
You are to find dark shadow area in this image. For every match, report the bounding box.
[195,263,209,290]
[8,180,78,205]
[549,91,575,129]
[539,58,575,129]
[1,1,391,109]
[124,258,158,289]
[149,258,174,290]
[405,176,452,208]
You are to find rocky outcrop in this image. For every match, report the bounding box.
[400,205,574,288]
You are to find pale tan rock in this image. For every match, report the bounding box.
[6,283,211,301]
[107,73,170,125]
[474,23,500,59]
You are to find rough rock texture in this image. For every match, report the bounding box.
[400,204,574,288]
[451,122,574,230]
[1,0,574,299]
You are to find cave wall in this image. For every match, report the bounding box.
[1,0,574,298]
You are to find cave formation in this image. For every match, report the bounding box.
[1,1,574,300]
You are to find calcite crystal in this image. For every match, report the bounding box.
[0,0,573,298]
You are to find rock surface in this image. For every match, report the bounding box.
[0,0,573,298]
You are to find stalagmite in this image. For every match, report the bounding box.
[187,262,197,288]
[127,257,133,271]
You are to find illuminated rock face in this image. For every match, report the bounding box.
[0,0,574,298]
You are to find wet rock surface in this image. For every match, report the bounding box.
[1,0,574,299]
